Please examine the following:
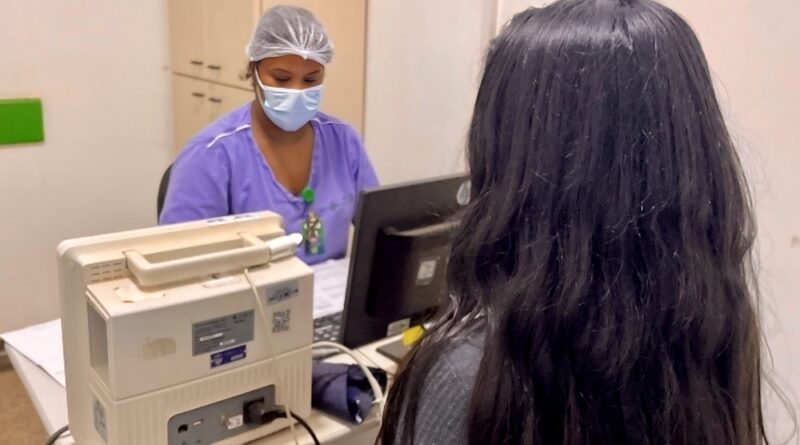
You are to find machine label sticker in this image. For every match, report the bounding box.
[206,216,231,225]
[210,344,247,368]
[264,281,300,305]
[192,310,254,356]
[272,309,291,333]
[93,397,108,442]
[416,257,440,285]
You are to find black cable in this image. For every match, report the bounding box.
[289,411,321,445]
[44,425,69,445]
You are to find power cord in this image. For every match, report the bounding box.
[244,267,300,445]
[355,348,395,378]
[246,405,320,445]
[44,425,69,445]
[288,411,320,445]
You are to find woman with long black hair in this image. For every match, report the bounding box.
[380,0,771,443]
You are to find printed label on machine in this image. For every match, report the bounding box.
[210,344,247,368]
[416,257,440,285]
[192,310,254,356]
[264,280,300,305]
[93,398,108,442]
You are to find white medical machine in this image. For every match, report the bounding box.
[58,212,313,444]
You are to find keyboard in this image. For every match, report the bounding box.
[313,312,342,343]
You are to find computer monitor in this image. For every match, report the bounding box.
[340,174,471,357]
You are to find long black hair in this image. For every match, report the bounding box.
[380,0,770,443]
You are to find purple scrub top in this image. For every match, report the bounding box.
[160,103,379,265]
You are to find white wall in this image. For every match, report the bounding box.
[665,1,800,438]
[498,0,800,439]
[0,1,174,332]
[496,0,547,28]
[363,0,497,185]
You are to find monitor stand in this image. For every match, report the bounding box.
[376,338,411,363]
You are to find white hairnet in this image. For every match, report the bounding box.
[246,5,333,65]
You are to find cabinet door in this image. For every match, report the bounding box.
[206,83,255,122]
[261,0,366,135]
[168,0,206,77]
[205,0,260,88]
[172,76,210,151]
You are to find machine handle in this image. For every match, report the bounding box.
[125,233,302,287]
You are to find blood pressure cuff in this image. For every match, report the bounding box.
[311,361,387,424]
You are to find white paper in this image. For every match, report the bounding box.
[1,319,66,387]
[311,258,350,319]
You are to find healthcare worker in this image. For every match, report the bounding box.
[160,6,379,265]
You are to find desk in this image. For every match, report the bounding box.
[6,344,70,444]
[7,337,400,445]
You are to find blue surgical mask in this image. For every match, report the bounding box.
[255,75,323,132]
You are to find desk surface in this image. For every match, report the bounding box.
[8,337,399,445]
[7,344,71,444]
